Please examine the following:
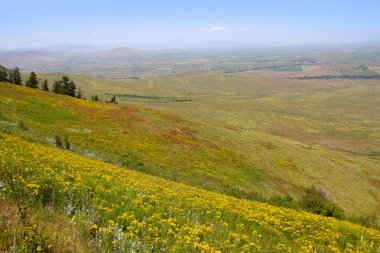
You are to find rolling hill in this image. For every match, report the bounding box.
[27,71,380,216]
[1,77,379,219]
[0,82,379,251]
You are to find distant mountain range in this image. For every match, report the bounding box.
[1,42,380,78]
[0,46,187,72]
[1,44,116,52]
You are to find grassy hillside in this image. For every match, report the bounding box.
[1,133,380,252]
[0,82,265,194]
[30,72,380,218]
[36,71,380,155]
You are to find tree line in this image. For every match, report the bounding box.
[292,74,380,80]
[0,65,22,85]
[0,65,117,103]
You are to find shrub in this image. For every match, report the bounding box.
[64,135,71,150]
[269,195,300,210]
[300,186,344,219]
[54,135,63,148]
[17,121,28,131]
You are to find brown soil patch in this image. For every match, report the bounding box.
[270,175,303,195]
[314,138,354,148]
[369,178,380,189]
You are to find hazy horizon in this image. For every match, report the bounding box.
[1,0,380,50]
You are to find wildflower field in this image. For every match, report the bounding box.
[0,81,380,252]
[0,81,379,219]
[0,134,380,252]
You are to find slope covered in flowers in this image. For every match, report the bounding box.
[0,134,379,252]
[0,82,379,218]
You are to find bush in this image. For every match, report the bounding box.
[269,195,300,210]
[300,186,344,219]
[54,135,63,148]
[17,120,28,131]
[64,135,71,150]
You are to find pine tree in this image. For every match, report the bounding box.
[68,80,76,97]
[10,67,22,85]
[91,94,99,101]
[25,71,39,89]
[52,80,62,94]
[8,69,14,84]
[59,76,76,97]
[61,76,70,95]
[76,87,83,98]
[109,95,117,103]
[42,79,49,91]
[52,76,78,97]
[0,65,8,82]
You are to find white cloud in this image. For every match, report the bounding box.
[209,26,232,32]
[201,26,249,33]
[92,31,100,35]
[238,27,250,31]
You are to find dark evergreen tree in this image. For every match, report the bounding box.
[76,87,83,98]
[62,76,70,83]
[60,76,69,95]
[60,76,76,97]
[52,80,62,94]
[67,80,76,97]
[25,71,39,89]
[109,95,117,103]
[52,76,76,96]
[8,69,14,84]
[42,79,49,91]
[91,94,99,101]
[0,65,8,82]
[9,67,22,85]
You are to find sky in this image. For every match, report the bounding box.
[1,0,380,49]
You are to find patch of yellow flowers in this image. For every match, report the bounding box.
[0,134,379,252]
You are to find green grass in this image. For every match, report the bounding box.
[110,93,192,102]
[271,65,302,71]
[17,96,78,123]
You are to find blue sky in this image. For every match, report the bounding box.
[1,0,379,49]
